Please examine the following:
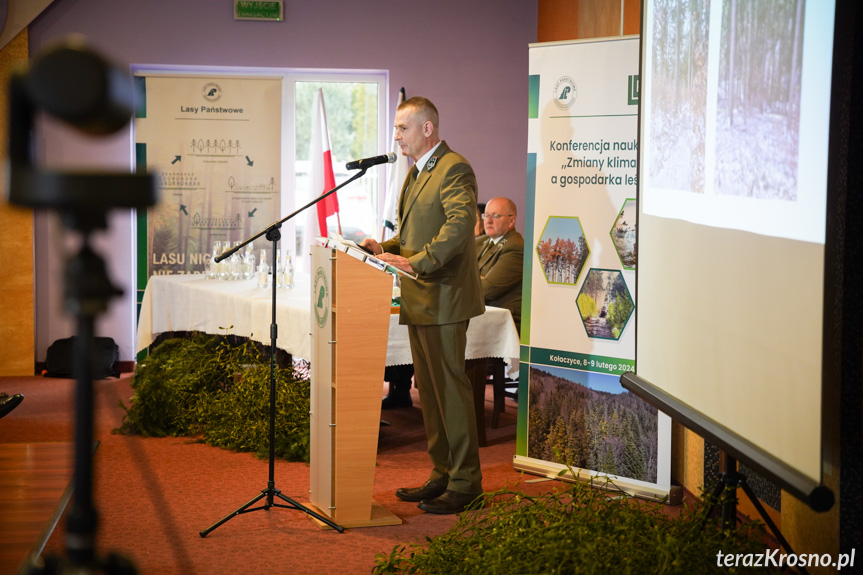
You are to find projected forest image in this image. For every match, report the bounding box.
[647,0,710,194]
[715,0,805,200]
[528,366,658,483]
[647,0,805,200]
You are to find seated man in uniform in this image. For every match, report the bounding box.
[383,197,523,409]
[476,197,523,332]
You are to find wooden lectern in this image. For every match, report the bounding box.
[308,245,402,528]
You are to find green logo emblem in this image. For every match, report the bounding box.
[627,75,639,106]
[313,267,329,328]
[202,82,222,102]
[553,76,577,111]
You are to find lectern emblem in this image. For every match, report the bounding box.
[313,267,330,328]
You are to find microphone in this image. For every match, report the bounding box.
[345,152,397,170]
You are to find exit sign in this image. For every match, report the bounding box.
[234,1,283,21]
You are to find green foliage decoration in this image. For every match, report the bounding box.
[373,475,777,575]
[116,334,310,462]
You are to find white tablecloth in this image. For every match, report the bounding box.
[136,273,520,368]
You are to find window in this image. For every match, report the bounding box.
[287,73,387,269]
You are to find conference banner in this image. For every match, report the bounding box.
[516,37,671,499]
[134,74,283,284]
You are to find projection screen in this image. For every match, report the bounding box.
[633,0,835,500]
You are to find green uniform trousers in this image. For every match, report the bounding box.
[408,320,483,495]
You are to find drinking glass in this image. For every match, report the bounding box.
[208,241,222,279]
[230,241,242,280]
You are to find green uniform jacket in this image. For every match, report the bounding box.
[476,228,524,330]
[380,141,485,326]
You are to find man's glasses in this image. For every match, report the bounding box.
[482,213,513,220]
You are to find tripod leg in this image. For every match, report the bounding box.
[271,490,345,533]
[698,478,728,529]
[720,472,739,530]
[199,491,267,537]
[738,480,800,560]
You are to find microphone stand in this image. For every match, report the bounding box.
[199,167,370,537]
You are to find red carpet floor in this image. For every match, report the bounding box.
[1,373,537,574]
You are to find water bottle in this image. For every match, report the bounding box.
[243,244,255,280]
[257,259,269,288]
[257,249,269,288]
[284,250,294,289]
[275,248,284,288]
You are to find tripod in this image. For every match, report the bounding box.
[7,39,159,573]
[700,454,806,573]
[199,169,370,537]
[33,237,140,574]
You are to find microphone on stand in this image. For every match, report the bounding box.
[345,152,397,170]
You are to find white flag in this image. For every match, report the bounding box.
[381,87,410,241]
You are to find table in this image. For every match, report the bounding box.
[137,273,521,445]
[136,273,520,370]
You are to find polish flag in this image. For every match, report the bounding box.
[310,88,339,237]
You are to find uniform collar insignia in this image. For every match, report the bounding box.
[427,156,438,171]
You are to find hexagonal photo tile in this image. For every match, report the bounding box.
[536,216,590,286]
[610,198,637,270]
[576,269,634,340]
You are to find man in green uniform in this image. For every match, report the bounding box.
[362,96,484,514]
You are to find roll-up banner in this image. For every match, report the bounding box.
[134,74,283,297]
[517,37,671,500]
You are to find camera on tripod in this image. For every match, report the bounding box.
[6,36,157,574]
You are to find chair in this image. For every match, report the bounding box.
[467,357,517,446]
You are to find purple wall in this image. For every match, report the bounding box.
[31,0,536,201]
[29,0,537,360]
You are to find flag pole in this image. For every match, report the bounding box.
[381,87,408,241]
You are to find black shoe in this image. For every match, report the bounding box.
[418,490,482,515]
[381,393,412,409]
[395,479,448,502]
[0,394,23,419]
